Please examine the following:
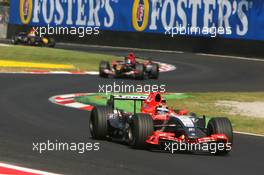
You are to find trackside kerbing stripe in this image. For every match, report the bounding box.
[0,162,60,175]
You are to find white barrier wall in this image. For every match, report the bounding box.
[0,6,8,38]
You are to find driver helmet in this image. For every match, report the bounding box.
[28,28,36,36]
[114,109,124,117]
[156,104,169,115]
[126,52,136,65]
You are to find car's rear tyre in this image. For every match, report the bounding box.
[128,113,154,149]
[11,36,18,45]
[99,61,110,78]
[89,106,112,139]
[27,38,35,46]
[135,64,145,79]
[150,63,159,79]
[207,117,233,155]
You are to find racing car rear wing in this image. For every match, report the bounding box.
[108,95,147,113]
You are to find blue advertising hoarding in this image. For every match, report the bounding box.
[9,0,264,40]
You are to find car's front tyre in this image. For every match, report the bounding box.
[128,113,154,149]
[207,117,233,155]
[149,63,159,79]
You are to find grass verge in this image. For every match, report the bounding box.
[0,45,121,71]
[167,92,264,135]
[75,92,264,135]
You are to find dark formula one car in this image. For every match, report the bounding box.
[11,32,56,48]
[90,93,233,155]
[99,53,159,79]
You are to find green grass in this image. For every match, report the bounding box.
[167,92,264,135]
[76,92,264,135]
[0,45,121,71]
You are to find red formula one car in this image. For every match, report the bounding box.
[99,52,159,79]
[90,93,233,155]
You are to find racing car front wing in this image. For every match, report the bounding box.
[146,131,229,145]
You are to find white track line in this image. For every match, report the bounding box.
[0,162,60,175]
[58,42,184,54]
[58,42,264,62]
[0,43,11,47]
[234,131,264,137]
[196,53,264,62]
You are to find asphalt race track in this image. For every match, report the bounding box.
[0,44,264,175]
